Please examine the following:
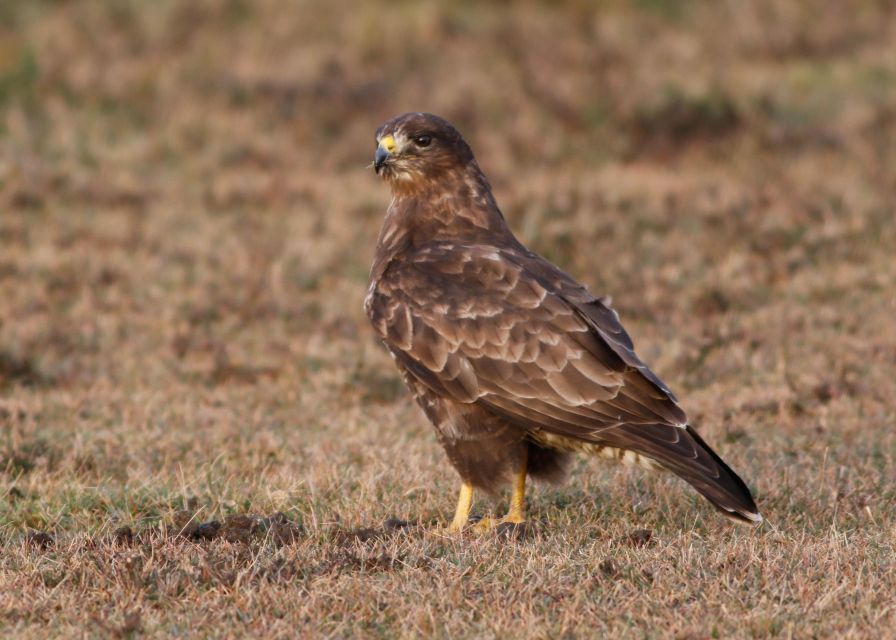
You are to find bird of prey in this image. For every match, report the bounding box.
[365,112,761,531]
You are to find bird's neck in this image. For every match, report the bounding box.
[377,165,515,255]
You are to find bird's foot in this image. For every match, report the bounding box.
[471,515,530,538]
[443,521,467,534]
[430,483,474,536]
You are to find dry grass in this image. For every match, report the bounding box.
[1,1,895,637]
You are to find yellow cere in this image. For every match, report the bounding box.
[379,134,396,153]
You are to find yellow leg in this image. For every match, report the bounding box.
[447,482,474,533]
[505,455,527,524]
[474,452,528,531]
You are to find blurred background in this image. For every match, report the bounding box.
[1,1,895,635]
[2,0,896,529]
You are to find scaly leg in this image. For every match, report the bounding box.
[474,451,528,531]
[446,482,474,533]
[505,454,527,524]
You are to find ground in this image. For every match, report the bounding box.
[1,1,895,638]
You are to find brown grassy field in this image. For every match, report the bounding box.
[2,1,895,637]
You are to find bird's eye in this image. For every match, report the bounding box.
[413,135,432,147]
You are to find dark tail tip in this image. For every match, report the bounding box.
[684,426,762,524]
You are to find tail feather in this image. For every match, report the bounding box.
[678,426,762,523]
[600,423,762,523]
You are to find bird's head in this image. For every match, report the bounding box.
[373,113,475,192]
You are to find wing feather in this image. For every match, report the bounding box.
[367,243,687,444]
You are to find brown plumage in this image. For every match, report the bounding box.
[365,112,761,525]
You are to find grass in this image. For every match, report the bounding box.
[1,0,895,637]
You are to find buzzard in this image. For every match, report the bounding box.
[365,112,761,531]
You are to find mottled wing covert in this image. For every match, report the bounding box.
[367,243,687,432]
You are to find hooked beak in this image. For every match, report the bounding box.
[374,147,390,174]
[374,134,396,174]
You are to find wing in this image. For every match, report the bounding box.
[368,243,687,436]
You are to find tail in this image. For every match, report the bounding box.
[605,424,762,524]
[668,426,761,523]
